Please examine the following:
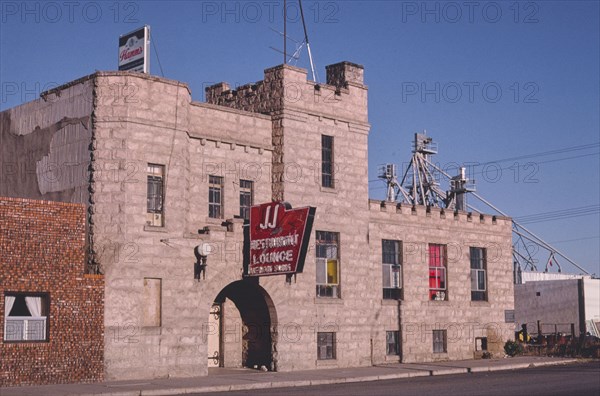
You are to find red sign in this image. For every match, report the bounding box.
[245,202,315,277]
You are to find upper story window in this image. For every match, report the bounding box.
[470,247,487,301]
[239,179,253,220]
[3,293,49,342]
[147,164,165,227]
[428,243,447,301]
[316,231,340,298]
[382,240,402,300]
[209,175,223,219]
[321,135,334,188]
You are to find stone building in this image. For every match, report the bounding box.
[0,61,514,382]
[0,197,104,386]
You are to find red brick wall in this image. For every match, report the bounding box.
[0,197,104,386]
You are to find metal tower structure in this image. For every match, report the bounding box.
[380,132,590,278]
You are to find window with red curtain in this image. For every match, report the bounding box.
[428,244,447,300]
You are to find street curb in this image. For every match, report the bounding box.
[2,359,580,396]
[135,359,581,395]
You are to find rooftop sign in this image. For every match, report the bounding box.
[245,202,315,277]
[118,26,149,73]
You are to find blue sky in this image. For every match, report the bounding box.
[1,1,599,275]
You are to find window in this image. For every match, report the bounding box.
[386,331,400,355]
[382,240,402,299]
[428,244,447,301]
[147,164,165,226]
[433,330,447,353]
[470,247,487,301]
[239,179,253,220]
[475,337,488,351]
[321,135,334,188]
[208,175,223,219]
[316,231,340,298]
[317,332,336,360]
[3,293,48,342]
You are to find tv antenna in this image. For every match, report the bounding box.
[269,0,319,82]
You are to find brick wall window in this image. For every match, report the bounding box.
[321,135,334,188]
[470,247,487,301]
[433,329,447,353]
[3,293,49,342]
[317,332,336,360]
[386,331,400,355]
[209,175,224,219]
[146,164,165,227]
[239,179,253,220]
[316,231,340,298]
[382,240,402,300]
[428,243,448,301]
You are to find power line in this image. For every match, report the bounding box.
[549,236,600,244]
[515,205,600,225]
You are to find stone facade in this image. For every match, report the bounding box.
[0,197,104,386]
[0,61,515,382]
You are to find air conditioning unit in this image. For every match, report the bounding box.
[146,213,162,227]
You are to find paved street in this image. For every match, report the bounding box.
[210,361,600,396]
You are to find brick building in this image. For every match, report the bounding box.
[0,61,514,382]
[0,197,104,386]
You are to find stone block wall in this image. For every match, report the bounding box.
[0,197,104,386]
[369,202,515,362]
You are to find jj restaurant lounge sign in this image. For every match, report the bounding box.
[245,202,315,277]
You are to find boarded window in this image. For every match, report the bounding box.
[143,278,162,327]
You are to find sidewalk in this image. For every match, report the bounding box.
[0,356,580,396]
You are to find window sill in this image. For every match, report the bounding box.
[385,354,401,362]
[320,186,337,194]
[314,297,343,304]
[144,225,167,233]
[427,299,449,305]
[316,359,338,368]
[470,301,490,307]
[204,217,224,224]
[381,299,401,306]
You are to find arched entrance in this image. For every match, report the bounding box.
[207,278,277,371]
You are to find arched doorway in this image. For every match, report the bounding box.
[208,278,277,371]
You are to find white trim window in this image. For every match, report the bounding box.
[470,247,487,301]
[3,294,48,342]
